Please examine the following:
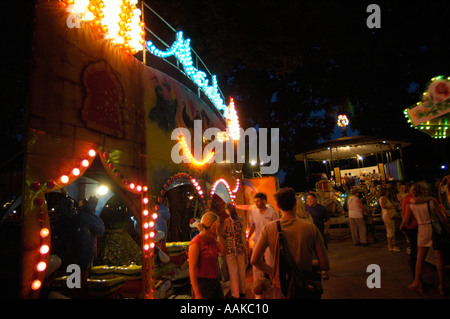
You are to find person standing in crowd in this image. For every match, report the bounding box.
[223,203,247,299]
[379,188,400,251]
[397,184,408,203]
[400,183,447,295]
[251,187,329,299]
[305,193,330,279]
[295,195,313,223]
[248,193,278,285]
[348,189,368,246]
[189,212,226,299]
[400,183,420,280]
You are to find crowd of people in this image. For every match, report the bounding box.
[188,177,449,299]
[188,189,331,299]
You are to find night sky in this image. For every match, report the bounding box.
[1,0,449,190]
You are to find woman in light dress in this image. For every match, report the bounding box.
[400,182,446,295]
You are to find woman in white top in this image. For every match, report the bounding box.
[400,183,446,295]
[348,189,368,246]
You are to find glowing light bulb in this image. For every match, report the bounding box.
[97,185,109,196]
[81,159,89,167]
[60,175,69,184]
[40,245,50,255]
[40,228,50,238]
[31,280,42,291]
[36,262,47,272]
[72,168,80,176]
[88,149,96,157]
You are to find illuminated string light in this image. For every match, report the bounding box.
[146,31,225,114]
[31,280,42,291]
[40,245,50,255]
[64,0,145,54]
[210,178,234,202]
[231,179,240,194]
[226,98,240,141]
[39,228,50,238]
[179,136,215,165]
[36,262,47,272]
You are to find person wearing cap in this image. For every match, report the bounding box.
[189,212,227,299]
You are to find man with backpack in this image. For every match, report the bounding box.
[251,187,329,299]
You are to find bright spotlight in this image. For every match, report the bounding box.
[97,185,109,196]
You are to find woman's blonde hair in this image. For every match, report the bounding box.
[195,211,219,231]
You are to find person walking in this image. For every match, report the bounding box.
[305,193,331,279]
[251,187,329,299]
[348,189,368,246]
[400,183,447,295]
[189,212,227,299]
[223,203,247,299]
[247,193,277,284]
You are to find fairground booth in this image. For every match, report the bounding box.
[11,0,254,299]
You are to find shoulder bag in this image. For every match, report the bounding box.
[277,220,323,299]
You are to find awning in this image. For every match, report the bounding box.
[295,135,411,162]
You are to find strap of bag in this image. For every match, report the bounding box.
[277,220,296,268]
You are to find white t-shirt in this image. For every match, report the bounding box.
[348,196,364,219]
[250,206,277,243]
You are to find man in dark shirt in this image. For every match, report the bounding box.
[305,193,330,279]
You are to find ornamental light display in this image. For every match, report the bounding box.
[226,98,240,141]
[146,31,226,116]
[404,75,450,139]
[337,114,349,127]
[64,0,146,54]
[337,114,349,136]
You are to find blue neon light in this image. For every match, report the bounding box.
[146,31,227,117]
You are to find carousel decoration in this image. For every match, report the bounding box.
[404,75,450,139]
